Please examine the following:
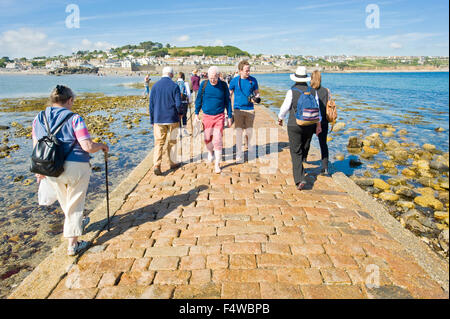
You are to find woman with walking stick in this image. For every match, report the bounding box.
[32,85,109,256]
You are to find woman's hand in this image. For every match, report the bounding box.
[315,123,322,136]
[101,143,109,153]
[35,174,45,183]
[277,119,283,126]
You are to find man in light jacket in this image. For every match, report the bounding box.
[149,66,182,175]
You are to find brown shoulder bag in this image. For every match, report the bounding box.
[326,88,337,123]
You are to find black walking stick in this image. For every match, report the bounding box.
[104,151,110,232]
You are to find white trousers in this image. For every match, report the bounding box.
[47,161,91,238]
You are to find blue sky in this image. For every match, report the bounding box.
[0,0,448,58]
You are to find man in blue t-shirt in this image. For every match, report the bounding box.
[229,60,261,162]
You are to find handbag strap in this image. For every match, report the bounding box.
[326,88,333,103]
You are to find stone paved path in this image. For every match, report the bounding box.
[11,106,449,299]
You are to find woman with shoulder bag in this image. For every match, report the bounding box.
[310,70,334,176]
[32,85,109,256]
[277,67,322,191]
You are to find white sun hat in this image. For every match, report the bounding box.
[290,66,311,82]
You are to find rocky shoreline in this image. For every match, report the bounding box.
[47,66,99,75]
[347,131,449,260]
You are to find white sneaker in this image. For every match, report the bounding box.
[67,240,90,256]
[214,164,221,174]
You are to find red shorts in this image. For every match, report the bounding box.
[202,113,225,151]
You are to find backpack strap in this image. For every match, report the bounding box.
[291,87,304,95]
[40,109,77,159]
[41,109,74,137]
[41,110,52,137]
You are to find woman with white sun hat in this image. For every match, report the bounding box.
[277,66,322,191]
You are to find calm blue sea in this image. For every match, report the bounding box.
[256,72,449,153]
[0,74,149,99]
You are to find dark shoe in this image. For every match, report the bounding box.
[321,168,330,176]
[153,167,162,175]
[170,163,181,170]
[297,182,306,191]
[81,216,90,233]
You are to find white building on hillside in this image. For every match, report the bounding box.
[5,62,19,69]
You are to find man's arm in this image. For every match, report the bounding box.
[224,83,232,119]
[174,85,182,114]
[195,81,206,115]
[149,88,154,125]
[253,78,260,97]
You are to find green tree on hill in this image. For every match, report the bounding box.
[0,56,12,68]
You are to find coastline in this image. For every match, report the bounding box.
[0,67,448,76]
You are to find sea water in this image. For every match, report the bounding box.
[257,72,449,175]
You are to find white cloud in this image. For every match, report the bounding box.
[175,35,190,42]
[0,28,66,58]
[390,42,403,49]
[75,39,115,52]
[214,39,224,46]
[0,28,116,59]
[319,32,442,54]
[296,0,360,10]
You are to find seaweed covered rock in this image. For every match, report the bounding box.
[373,178,390,191]
[414,195,444,211]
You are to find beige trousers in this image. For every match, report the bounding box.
[46,161,91,238]
[153,123,179,168]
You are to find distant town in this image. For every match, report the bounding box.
[1,41,448,74]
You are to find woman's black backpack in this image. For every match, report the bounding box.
[30,111,75,177]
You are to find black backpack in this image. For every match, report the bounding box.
[30,110,75,177]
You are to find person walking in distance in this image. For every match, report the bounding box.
[277,66,322,191]
[310,70,331,176]
[144,74,151,98]
[176,72,191,137]
[149,66,183,175]
[32,85,109,256]
[229,60,261,162]
[195,66,233,174]
[190,69,200,105]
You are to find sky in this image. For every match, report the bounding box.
[0,0,448,59]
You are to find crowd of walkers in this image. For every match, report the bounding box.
[30,61,334,256]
